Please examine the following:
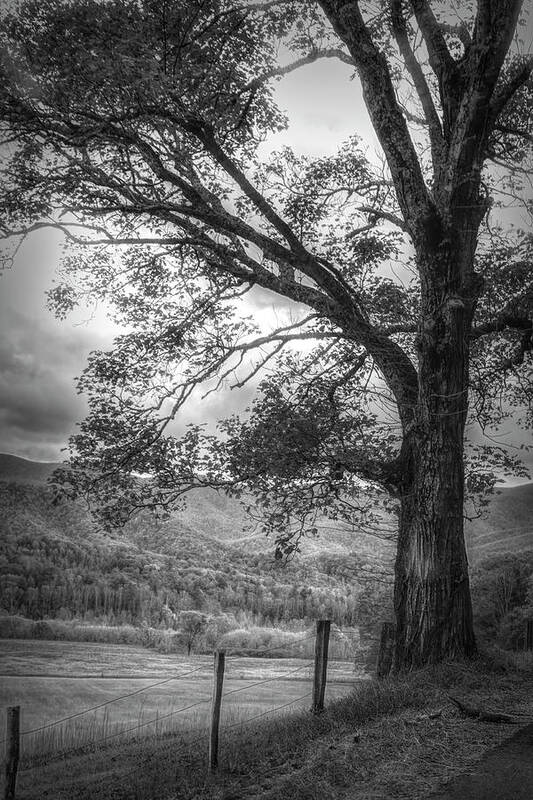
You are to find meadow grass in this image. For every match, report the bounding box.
[21,701,207,765]
[13,650,533,800]
[18,676,336,766]
[0,638,354,768]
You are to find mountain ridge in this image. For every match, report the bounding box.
[1,453,532,635]
[1,453,531,562]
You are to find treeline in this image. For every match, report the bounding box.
[2,482,530,654]
[0,482,389,631]
[472,550,533,650]
[0,612,361,661]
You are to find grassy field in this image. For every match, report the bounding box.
[0,639,358,763]
[4,639,532,800]
[8,652,533,800]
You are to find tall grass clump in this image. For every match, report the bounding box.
[20,699,215,767]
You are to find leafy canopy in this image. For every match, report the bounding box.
[0,0,532,550]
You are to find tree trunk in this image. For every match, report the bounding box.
[392,426,476,670]
[390,243,478,671]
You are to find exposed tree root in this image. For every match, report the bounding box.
[448,695,518,724]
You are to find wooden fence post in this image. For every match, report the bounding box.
[377,622,396,678]
[525,619,533,651]
[312,620,331,714]
[4,706,20,800]
[209,650,225,773]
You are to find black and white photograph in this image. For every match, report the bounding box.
[1,1,532,798]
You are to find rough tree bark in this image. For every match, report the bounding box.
[395,359,476,667]
[392,234,480,667]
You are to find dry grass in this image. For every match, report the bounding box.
[0,638,356,765]
[13,652,533,800]
[230,655,533,800]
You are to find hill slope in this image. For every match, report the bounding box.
[0,453,59,483]
[0,455,383,629]
[1,455,532,631]
[466,483,533,559]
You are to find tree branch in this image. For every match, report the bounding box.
[472,313,533,375]
[243,47,354,92]
[355,205,409,232]
[390,0,444,169]
[317,0,434,242]
[491,58,533,120]
[409,0,457,79]
[440,1,525,213]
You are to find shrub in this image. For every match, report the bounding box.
[32,620,55,639]
[0,615,170,649]
[497,606,533,650]
[0,614,34,639]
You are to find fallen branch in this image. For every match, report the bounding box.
[404,709,444,725]
[448,695,518,724]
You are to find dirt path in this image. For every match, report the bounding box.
[429,722,533,799]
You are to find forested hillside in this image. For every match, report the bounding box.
[1,455,532,646]
[0,455,392,632]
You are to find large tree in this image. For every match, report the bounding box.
[1,0,532,670]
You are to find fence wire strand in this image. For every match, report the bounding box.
[71,687,316,793]
[8,664,207,742]
[18,656,318,780]
[225,633,316,660]
[77,660,315,768]
[222,661,313,699]
[9,632,318,745]
[10,639,317,753]
[86,696,212,747]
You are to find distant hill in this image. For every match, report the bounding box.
[0,454,532,631]
[466,483,533,561]
[0,453,59,484]
[0,453,530,561]
[0,454,386,630]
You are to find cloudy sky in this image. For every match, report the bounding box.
[0,53,531,481]
[0,59,370,462]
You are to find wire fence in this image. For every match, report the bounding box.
[77,684,317,800]
[2,633,318,749]
[2,622,359,799]
[98,688,317,796]
[1,664,207,743]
